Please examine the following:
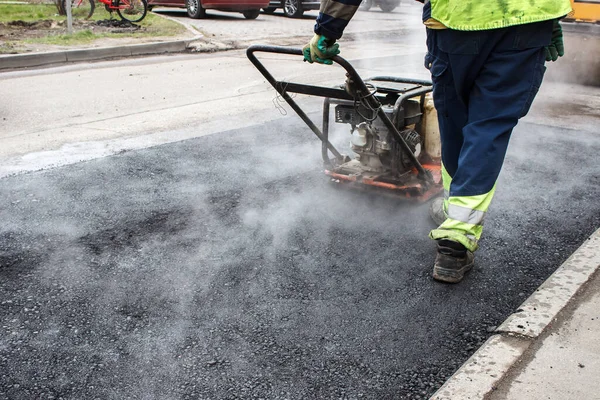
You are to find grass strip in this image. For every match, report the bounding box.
[0,4,188,48]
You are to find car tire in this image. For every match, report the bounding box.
[282,0,303,17]
[147,5,153,10]
[359,0,372,11]
[378,0,398,12]
[262,6,276,13]
[243,9,260,18]
[186,0,206,18]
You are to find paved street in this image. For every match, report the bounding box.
[0,2,427,165]
[1,113,599,399]
[1,4,600,400]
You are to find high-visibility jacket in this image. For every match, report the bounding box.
[315,0,572,39]
[429,0,572,31]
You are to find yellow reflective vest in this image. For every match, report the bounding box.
[429,0,573,31]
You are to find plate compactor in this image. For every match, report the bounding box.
[247,45,443,201]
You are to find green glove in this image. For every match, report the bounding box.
[303,34,340,65]
[544,19,564,62]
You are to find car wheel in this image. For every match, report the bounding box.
[186,0,205,18]
[262,6,276,13]
[378,0,398,12]
[243,9,260,18]
[358,0,372,11]
[283,0,303,18]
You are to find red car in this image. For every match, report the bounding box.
[148,0,269,19]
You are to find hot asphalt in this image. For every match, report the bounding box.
[0,115,599,399]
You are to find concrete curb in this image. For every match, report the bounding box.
[430,228,600,400]
[0,37,203,70]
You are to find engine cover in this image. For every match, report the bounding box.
[349,121,423,175]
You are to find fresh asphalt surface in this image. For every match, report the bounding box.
[0,114,599,399]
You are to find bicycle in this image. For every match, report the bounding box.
[63,0,148,23]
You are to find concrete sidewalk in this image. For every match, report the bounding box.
[431,229,600,400]
[0,38,199,70]
[488,266,600,400]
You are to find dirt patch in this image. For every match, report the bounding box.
[2,18,140,37]
[0,17,194,54]
[0,18,144,52]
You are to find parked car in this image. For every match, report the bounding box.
[262,0,319,18]
[148,0,269,19]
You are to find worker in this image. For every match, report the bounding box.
[304,0,572,283]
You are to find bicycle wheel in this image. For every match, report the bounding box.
[116,0,148,23]
[62,0,95,19]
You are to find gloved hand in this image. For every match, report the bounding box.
[544,19,564,62]
[303,34,340,65]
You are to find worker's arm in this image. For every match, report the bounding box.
[303,0,362,64]
[315,0,362,40]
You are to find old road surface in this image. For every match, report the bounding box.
[1,5,600,400]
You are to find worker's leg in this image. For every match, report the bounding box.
[426,22,552,282]
[424,28,468,217]
[430,22,552,251]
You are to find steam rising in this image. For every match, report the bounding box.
[0,111,436,398]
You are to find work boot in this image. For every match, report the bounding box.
[429,197,446,226]
[433,239,474,283]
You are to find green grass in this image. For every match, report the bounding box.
[136,12,188,36]
[0,3,188,49]
[0,3,62,22]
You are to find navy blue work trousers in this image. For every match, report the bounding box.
[425,22,553,197]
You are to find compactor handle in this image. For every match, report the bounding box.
[246,45,435,184]
[247,45,356,101]
[247,45,433,100]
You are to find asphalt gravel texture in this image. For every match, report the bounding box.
[0,116,599,400]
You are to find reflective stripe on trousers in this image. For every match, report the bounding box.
[431,163,496,251]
